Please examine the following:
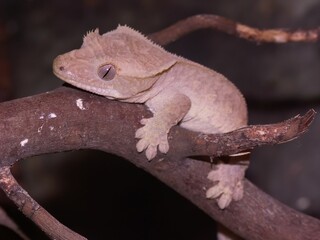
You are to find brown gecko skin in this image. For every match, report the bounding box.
[53,26,248,209]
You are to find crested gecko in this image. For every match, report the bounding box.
[53,26,248,209]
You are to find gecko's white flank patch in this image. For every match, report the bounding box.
[48,113,57,119]
[49,126,54,131]
[76,98,86,110]
[20,139,29,147]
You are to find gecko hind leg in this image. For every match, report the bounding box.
[206,155,249,209]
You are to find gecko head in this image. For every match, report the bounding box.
[53,26,177,100]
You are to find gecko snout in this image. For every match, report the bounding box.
[53,56,64,70]
[53,55,68,79]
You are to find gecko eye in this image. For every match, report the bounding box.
[97,64,116,81]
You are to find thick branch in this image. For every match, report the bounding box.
[149,14,320,45]
[0,87,318,240]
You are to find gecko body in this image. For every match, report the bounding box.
[53,26,248,208]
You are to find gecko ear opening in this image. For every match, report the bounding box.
[97,64,116,81]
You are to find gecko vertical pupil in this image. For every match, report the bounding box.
[98,64,116,81]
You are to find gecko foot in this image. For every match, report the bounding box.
[206,161,248,209]
[135,117,170,160]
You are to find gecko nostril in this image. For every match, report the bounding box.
[59,66,65,71]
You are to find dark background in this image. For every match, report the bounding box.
[0,0,320,239]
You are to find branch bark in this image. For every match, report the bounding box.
[0,13,319,240]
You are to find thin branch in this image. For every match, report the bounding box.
[0,166,86,240]
[149,14,320,45]
[0,206,29,240]
[178,109,315,158]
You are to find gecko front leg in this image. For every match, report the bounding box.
[135,90,191,160]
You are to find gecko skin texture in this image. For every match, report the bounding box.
[53,26,248,209]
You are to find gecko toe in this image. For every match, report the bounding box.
[140,118,149,125]
[206,184,223,199]
[232,182,244,201]
[146,146,157,160]
[158,141,169,153]
[217,193,232,209]
[136,139,148,152]
[135,128,145,138]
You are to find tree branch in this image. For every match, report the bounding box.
[0,206,29,240]
[0,166,85,240]
[149,14,320,45]
[0,13,319,240]
[0,87,317,240]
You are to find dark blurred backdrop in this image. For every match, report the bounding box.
[0,0,320,239]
